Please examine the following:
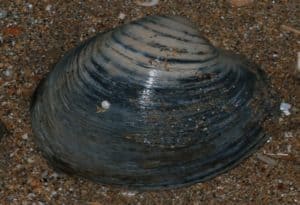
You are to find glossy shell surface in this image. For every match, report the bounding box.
[31,16,274,190]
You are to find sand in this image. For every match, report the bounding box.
[0,1,299,204]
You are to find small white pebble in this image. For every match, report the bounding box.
[284,132,293,138]
[45,4,52,12]
[118,12,126,20]
[121,191,137,197]
[88,27,96,33]
[27,158,35,163]
[217,186,224,190]
[101,100,111,110]
[136,0,159,7]
[26,3,33,10]
[21,133,28,140]
[15,164,22,169]
[280,102,292,116]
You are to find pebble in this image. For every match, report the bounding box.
[256,153,277,166]
[118,12,126,20]
[88,27,96,33]
[27,158,35,164]
[121,191,137,197]
[51,191,57,197]
[27,193,36,199]
[3,68,13,77]
[0,9,7,19]
[280,102,292,116]
[45,5,52,12]
[26,3,33,10]
[21,133,28,140]
[136,0,159,7]
[284,132,293,138]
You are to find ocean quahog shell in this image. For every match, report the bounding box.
[30,16,275,190]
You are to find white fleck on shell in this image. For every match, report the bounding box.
[101,100,111,110]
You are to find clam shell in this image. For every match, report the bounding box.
[31,16,275,190]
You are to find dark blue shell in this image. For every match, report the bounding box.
[30,16,275,190]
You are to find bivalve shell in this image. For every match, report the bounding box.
[30,16,277,190]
